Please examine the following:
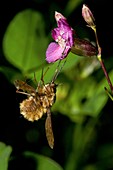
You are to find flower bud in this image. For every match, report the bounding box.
[82,4,95,27]
[71,38,97,57]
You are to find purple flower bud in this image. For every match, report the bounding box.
[71,38,97,57]
[82,4,95,27]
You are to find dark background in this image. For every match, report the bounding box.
[0,0,113,170]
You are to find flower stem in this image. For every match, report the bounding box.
[92,26,113,95]
[98,53,113,94]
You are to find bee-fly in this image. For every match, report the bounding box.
[14,61,66,149]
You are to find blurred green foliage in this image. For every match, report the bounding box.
[0,142,12,170]
[3,9,48,73]
[24,151,64,170]
[0,0,113,170]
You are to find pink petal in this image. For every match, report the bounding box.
[55,11,66,22]
[46,42,64,63]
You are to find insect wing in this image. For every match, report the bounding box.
[14,80,36,95]
[45,109,54,149]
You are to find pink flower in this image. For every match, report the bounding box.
[46,11,75,63]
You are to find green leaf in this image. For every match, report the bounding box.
[53,68,113,121]
[24,151,63,170]
[62,52,81,71]
[64,0,84,15]
[28,53,81,85]
[0,66,23,83]
[3,9,48,73]
[0,142,12,170]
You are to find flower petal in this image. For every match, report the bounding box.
[52,12,74,50]
[45,11,75,63]
[55,11,66,22]
[46,42,64,63]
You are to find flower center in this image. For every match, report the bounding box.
[57,35,66,49]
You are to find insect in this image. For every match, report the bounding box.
[14,61,65,149]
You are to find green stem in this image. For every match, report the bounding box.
[92,26,113,94]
